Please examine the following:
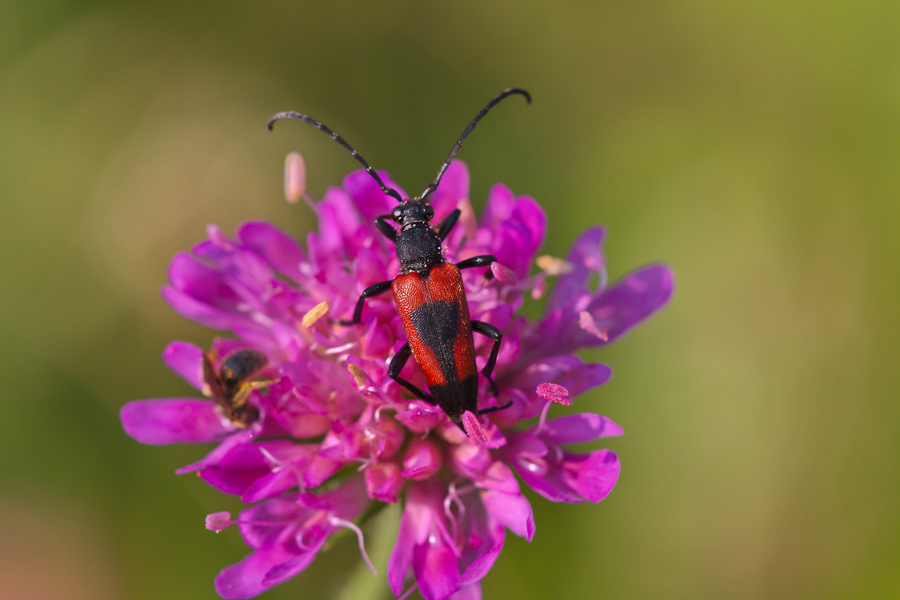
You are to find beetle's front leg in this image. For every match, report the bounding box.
[374,214,398,242]
[435,208,461,241]
[456,254,497,281]
[337,279,392,326]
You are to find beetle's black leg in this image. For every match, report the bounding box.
[337,279,393,326]
[388,343,435,405]
[435,208,461,241]
[456,254,497,281]
[374,214,398,242]
[478,400,513,415]
[456,254,496,270]
[471,320,502,396]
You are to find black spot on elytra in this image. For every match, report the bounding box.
[410,300,459,381]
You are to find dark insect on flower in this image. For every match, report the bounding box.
[268,88,530,445]
[201,349,272,427]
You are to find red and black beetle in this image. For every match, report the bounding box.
[268,88,531,441]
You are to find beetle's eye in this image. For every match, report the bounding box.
[391,207,403,221]
[425,205,434,220]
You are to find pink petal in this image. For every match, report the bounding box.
[429,160,469,223]
[389,515,415,596]
[237,221,307,279]
[587,263,674,344]
[413,533,461,600]
[546,227,607,314]
[161,342,204,390]
[482,490,534,541]
[458,522,506,583]
[540,413,624,444]
[261,541,327,588]
[448,583,482,600]
[215,545,299,599]
[120,399,231,444]
[563,449,620,503]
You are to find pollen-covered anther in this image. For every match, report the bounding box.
[490,262,518,285]
[536,255,574,275]
[301,301,329,328]
[536,382,571,405]
[578,311,609,342]
[284,152,307,203]
[461,411,489,447]
[347,363,368,388]
[205,511,233,532]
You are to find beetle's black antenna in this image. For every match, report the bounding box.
[420,88,531,201]
[268,111,404,203]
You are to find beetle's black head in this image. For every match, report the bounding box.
[393,200,443,273]
[391,199,434,229]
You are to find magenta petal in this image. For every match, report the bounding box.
[215,545,298,599]
[516,467,582,503]
[395,402,445,433]
[481,183,516,226]
[540,413,624,444]
[120,399,231,444]
[162,342,204,389]
[168,252,240,308]
[546,227,607,313]
[237,221,306,280]
[414,534,461,600]
[477,461,520,494]
[564,449,620,502]
[588,263,675,344]
[482,490,534,541]
[429,160,469,222]
[241,468,298,503]
[459,523,505,583]
[199,442,286,496]
[175,427,255,474]
[510,196,547,256]
[343,169,407,223]
[448,583,482,600]
[388,513,416,596]
[161,285,255,332]
[261,541,326,588]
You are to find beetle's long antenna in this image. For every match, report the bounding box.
[268,112,404,203]
[420,88,531,200]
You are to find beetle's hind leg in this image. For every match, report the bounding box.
[472,320,502,397]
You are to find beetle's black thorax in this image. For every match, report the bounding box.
[394,199,444,274]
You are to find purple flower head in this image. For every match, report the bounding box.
[121,159,673,599]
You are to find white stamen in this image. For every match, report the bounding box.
[329,517,377,576]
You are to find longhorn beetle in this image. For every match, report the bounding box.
[268,88,531,442]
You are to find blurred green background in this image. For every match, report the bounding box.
[3,2,899,599]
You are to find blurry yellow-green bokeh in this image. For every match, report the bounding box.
[3,3,899,599]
